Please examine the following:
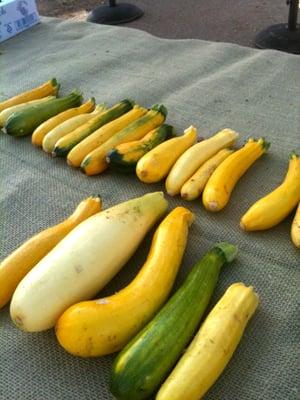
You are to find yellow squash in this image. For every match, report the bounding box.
[0,96,56,127]
[166,128,239,196]
[240,153,300,231]
[0,78,59,112]
[0,196,101,310]
[67,105,147,167]
[181,148,233,201]
[136,125,197,183]
[56,207,194,357]
[156,283,259,400]
[203,138,269,212]
[31,98,96,147]
[291,203,300,248]
[42,104,107,154]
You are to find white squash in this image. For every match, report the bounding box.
[10,192,168,332]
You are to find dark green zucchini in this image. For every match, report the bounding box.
[5,91,83,137]
[106,124,173,173]
[110,242,238,400]
[53,99,135,157]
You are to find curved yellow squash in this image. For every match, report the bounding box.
[241,153,300,231]
[156,283,259,400]
[203,138,269,212]
[55,206,194,357]
[136,125,197,183]
[67,105,147,168]
[291,203,300,248]
[181,148,233,201]
[31,98,95,147]
[0,78,59,113]
[0,196,101,310]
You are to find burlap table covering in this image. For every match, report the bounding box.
[0,17,299,400]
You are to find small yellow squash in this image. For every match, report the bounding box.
[166,128,239,196]
[31,98,96,147]
[0,196,102,310]
[181,148,233,201]
[203,138,269,212]
[136,125,197,183]
[67,105,147,167]
[156,282,259,400]
[0,78,59,112]
[56,207,194,357]
[291,202,300,248]
[240,152,300,231]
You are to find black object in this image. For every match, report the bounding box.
[87,0,144,25]
[255,0,300,54]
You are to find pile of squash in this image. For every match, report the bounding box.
[1,191,258,400]
[1,78,300,400]
[1,78,299,245]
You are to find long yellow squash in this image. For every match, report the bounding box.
[56,207,194,357]
[181,148,233,201]
[67,105,147,167]
[166,128,239,196]
[291,203,300,248]
[203,138,269,212]
[81,105,166,176]
[240,153,300,231]
[0,196,102,310]
[0,78,59,112]
[31,98,96,147]
[136,125,197,183]
[156,283,259,400]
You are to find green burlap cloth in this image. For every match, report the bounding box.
[0,17,299,400]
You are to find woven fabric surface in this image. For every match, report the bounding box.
[0,17,299,400]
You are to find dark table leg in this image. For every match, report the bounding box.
[255,0,300,54]
[87,0,144,25]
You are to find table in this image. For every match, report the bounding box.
[0,17,299,400]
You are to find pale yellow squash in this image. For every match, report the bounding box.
[291,203,300,248]
[42,104,107,154]
[156,283,259,400]
[10,192,168,332]
[0,197,102,310]
[166,128,239,196]
[181,148,233,201]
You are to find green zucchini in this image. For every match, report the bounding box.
[5,91,83,137]
[110,242,237,400]
[106,124,173,173]
[53,99,134,157]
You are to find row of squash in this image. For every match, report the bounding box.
[1,79,300,246]
[1,192,258,400]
